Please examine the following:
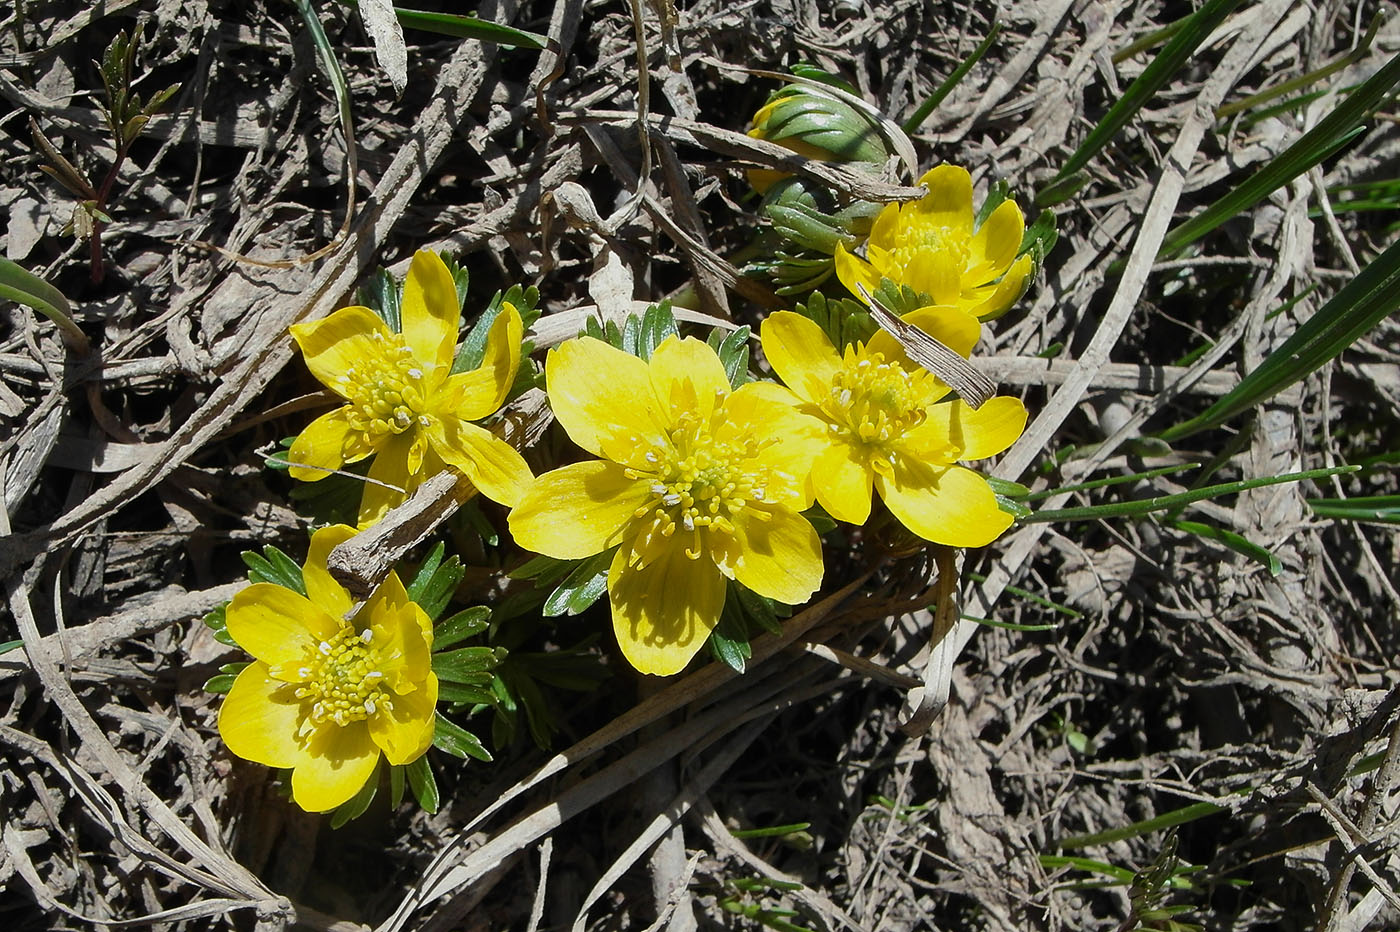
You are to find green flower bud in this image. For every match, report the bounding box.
[760,176,883,255]
[747,82,899,195]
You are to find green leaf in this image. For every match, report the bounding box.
[202,673,238,693]
[432,711,493,761]
[1055,800,1227,850]
[0,257,87,353]
[453,283,541,374]
[432,646,505,683]
[542,549,612,617]
[330,765,379,828]
[405,544,465,621]
[1306,494,1400,523]
[437,682,498,705]
[730,822,812,840]
[1025,465,1357,523]
[202,603,236,647]
[393,8,549,49]
[1038,0,1244,205]
[357,266,403,332]
[1162,50,1400,258]
[1160,235,1400,441]
[0,639,23,657]
[904,18,1000,133]
[1167,519,1282,575]
[404,755,439,813]
[389,761,405,807]
[241,545,307,595]
[1024,462,1201,502]
[434,605,492,650]
[708,325,752,389]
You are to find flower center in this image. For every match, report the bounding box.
[824,347,929,448]
[625,411,779,559]
[273,626,391,726]
[337,332,430,440]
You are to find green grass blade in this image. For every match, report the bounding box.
[1214,14,1381,119]
[1039,855,1139,883]
[1159,236,1400,441]
[1025,465,1356,523]
[0,256,88,353]
[1167,519,1282,575]
[1023,462,1201,502]
[1160,49,1400,258]
[394,8,548,49]
[1055,801,1226,850]
[902,18,1000,133]
[1306,494,1400,523]
[1038,0,1242,205]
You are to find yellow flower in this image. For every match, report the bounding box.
[508,336,824,676]
[218,525,439,812]
[288,250,533,527]
[760,309,1027,547]
[834,165,1034,321]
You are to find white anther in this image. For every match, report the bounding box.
[363,698,377,715]
[319,641,332,655]
[360,629,373,643]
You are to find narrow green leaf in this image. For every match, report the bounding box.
[730,822,811,839]
[1039,854,1139,884]
[202,674,238,693]
[1023,462,1201,502]
[542,549,613,617]
[432,711,493,761]
[1160,236,1400,441]
[389,761,406,807]
[1168,519,1282,575]
[0,257,88,353]
[961,615,1060,632]
[1040,0,1243,201]
[1161,49,1400,258]
[434,606,492,650]
[1026,465,1357,523]
[1306,493,1400,523]
[1055,800,1226,850]
[0,639,24,657]
[241,546,307,595]
[404,755,439,813]
[394,8,549,49]
[432,646,504,683]
[903,18,1000,133]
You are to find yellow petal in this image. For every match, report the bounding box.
[970,199,1025,280]
[288,407,363,481]
[648,336,732,423]
[608,544,726,676]
[811,442,873,524]
[725,507,823,605]
[759,311,841,405]
[291,305,393,392]
[909,396,1027,463]
[303,525,356,620]
[509,461,650,559]
[428,418,533,508]
[364,573,429,691]
[369,671,437,766]
[967,254,1034,322]
[546,337,668,467]
[290,722,381,812]
[909,165,974,237]
[721,381,827,506]
[437,302,522,421]
[400,251,459,377]
[866,200,900,253]
[226,584,336,664]
[218,662,308,769]
[876,461,1012,547]
[833,240,883,301]
[866,305,981,364]
[357,430,418,528]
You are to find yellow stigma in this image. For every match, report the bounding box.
[273,625,391,727]
[624,410,777,560]
[824,346,931,450]
[336,332,429,441]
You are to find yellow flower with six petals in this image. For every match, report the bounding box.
[218,525,439,812]
[760,308,1027,547]
[288,250,533,527]
[508,336,824,676]
[834,165,1033,321]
